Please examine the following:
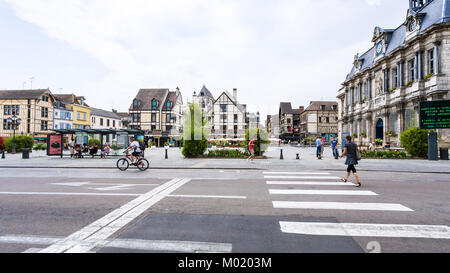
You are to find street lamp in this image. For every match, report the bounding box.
[7,115,22,154]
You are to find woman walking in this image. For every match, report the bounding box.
[340,135,361,187]
[247,139,255,163]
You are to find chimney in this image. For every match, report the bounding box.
[233,88,237,100]
[299,106,305,113]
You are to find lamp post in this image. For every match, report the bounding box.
[257,111,261,156]
[7,115,22,154]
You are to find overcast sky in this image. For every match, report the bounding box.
[1,0,408,121]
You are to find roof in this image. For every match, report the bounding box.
[279,102,293,114]
[55,93,88,106]
[162,91,181,111]
[197,85,215,99]
[130,89,170,111]
[345,0,448,82]
[115,112,129,118]
[90,108,121,119]
[0,89,52,100]
[304,101,338,112]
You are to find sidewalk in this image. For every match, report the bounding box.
[0,146,449,173]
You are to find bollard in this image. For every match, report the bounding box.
[296,153,300,160]
[1,150,5,159]
[165,146,169,159]
[280,149,284,160]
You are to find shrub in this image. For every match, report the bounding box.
[88,138,101,147]
[400,127,429,158]
[33,143,47,151]
[4,135,34,152]
[182,103,208,158]
[361,150,408,159]
[207,149,249,158]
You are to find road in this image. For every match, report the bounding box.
[0,147,449,253]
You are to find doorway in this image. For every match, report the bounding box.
[376,119,384,140]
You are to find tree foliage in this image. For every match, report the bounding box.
[182,103,208,158]
[4,135,34,152]
[244,128,270,156]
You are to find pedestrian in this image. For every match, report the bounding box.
[331,137,339,159]
[340,135,361,187]
[89,143,98,158]
[68,138,75,158]
[369,142,375,151]
[316,137,322,159]
[247,138,256,163]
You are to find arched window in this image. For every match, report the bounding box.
[167,101,172,111]
[152,99,159,110]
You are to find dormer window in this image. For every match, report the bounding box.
[166,101,172,111]
[152,99,159,110]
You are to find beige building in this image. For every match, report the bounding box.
[338,0,450,147]
[300,101,338,141]
[129,88,183,146]
[0,89,56,140]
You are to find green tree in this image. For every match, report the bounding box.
[400,127,429,158]
[244,128,270,156]
[88,138,101,147]
[182,103,208,158]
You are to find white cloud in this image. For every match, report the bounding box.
[5,0,403,120]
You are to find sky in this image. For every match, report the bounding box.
[1,0,408,122]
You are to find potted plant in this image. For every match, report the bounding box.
[424,73,434,81]
[352,133,358,138]
[386,130,397,137]
[359,132,367,138]
[375,138,384,146]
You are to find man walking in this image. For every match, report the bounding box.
[316,137,322,159]
[331,137,339,159]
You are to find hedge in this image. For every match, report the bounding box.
[206,149,250,158]
[361,150,409,159]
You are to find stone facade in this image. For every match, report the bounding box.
[300,101,338,141]
[338,0,450,147]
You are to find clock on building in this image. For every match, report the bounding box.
[376,41,383,56]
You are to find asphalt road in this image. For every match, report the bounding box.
[0,150,449,253]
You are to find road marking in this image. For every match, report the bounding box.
[280,222,450,239]
[39,178,191,253]
[273,201,413,211]
[168,194,247,199]
[265,176,340,180]
[0,192,141,197]
[0,235,232,253]
[267,181,354,186]
[52,182,159,191]
[264,172,331,175]
[269,189,378,196]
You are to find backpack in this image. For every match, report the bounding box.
[356,148,362,161]
[139,143,146,151]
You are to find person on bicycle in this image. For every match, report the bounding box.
[125,137,142,164]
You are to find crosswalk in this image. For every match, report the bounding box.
[265,171,450,240]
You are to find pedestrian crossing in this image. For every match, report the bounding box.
[266,171,450,240]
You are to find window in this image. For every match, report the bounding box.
[166,101,172,111]
[166,125,172,132]
[42,96,49,102]
[152,99,159,110]
[428,50,434,75]
[166,114,171,123]
[332,105,337,111]
[113,120,116,127]
[222,125,227,132]
[152,113,157,123]
[100,118,104,126]
[326,117,330,123]
[221,114,227,122]
[132,113,141,123]
[234,125,238,133]
[41,120,48,131]
[151,125,156,131]
[3,119,11,130]
[41,107,49,118]
[409,59,415,82]
[220,104,227,112]
[287,118,291,124]
[83,113,86,120]
[319,117,322,123]
[234,114,238,123]
[92,117,95,123]
[107,119,110,127]
[393,67,398,88]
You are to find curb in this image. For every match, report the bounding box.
[0,166,264,171]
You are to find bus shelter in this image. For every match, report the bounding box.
[49,129,145,156]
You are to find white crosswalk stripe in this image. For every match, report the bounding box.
[263,171,438,239]
[280,222,450,239]
[269,189,378,196]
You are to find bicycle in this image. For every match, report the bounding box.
[116,151,149,171]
